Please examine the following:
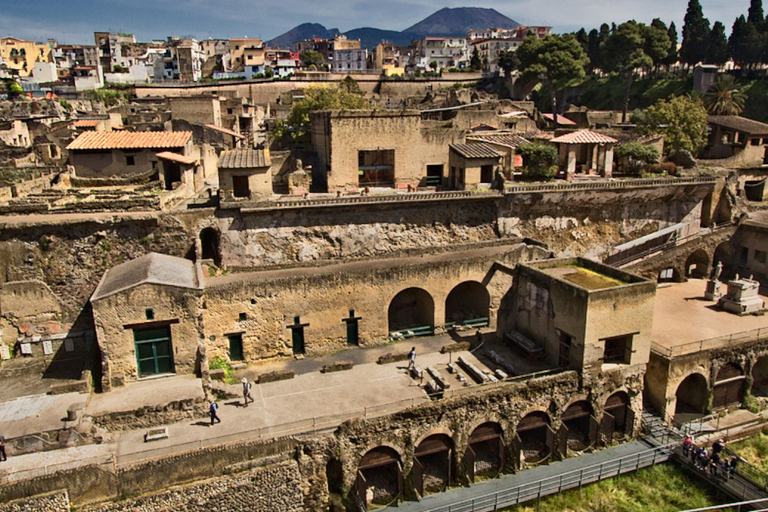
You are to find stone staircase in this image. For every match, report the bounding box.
[641,404,683,446]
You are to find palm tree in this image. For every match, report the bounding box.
[703,75,747,115]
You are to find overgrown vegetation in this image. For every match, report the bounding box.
[637,94,708,155]
[208,356,237,384]
[84,88,131,107]
[615,142,661,175]
[506,464,726,512]
[517,142,558,181]
[731,429,768,472]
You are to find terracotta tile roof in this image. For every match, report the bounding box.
[66,131,191,150]
[218,149,271,169]
[466,134,530,148]
[205,124,246,139]
[74,119,102,128]
[708,116,768,136]
[156,151,197,165]
[449,143,501,159]
[541,113,576,125]
[550,129,617,144]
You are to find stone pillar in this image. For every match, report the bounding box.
[603,146,614,178]
[590,144,598,173]
[566,147,577,181]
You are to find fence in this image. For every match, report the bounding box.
[651,327,768,358]
[503,176,717,195]
[417,443,676,512]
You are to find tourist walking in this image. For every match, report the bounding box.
[729,457,738,479]
[407,347,416,370]
[242,378,254,407]
[683,435,692,457]
[0,433,6,461]
[710,451,720,476]
[209,400,221,427]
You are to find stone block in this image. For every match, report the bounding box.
[257,370,294,383]
[209,368,227,382]
[321,360,353,373]
[66,402,86,421]
[440,342,471,354]
[145,426,169,442]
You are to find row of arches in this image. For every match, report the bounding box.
[347,392,633,509]
[388,282,490,333]
[675,357,768,416]
[658,242,733,283]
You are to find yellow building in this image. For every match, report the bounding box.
[229,38,262,72]
[0,37,53,77]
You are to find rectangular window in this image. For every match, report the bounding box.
[756,249,767,264]
[752,138,760,146]
[126,155,135,166]
[558,331,574,368]
[145,308,154,320]
[239,312,247,321]
[602,334,633,365]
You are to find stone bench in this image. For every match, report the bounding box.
[427,366,451,390]
[144,427,169,443]
[457,356,489,384]
[505,331,544,359]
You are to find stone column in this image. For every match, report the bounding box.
[566,147,577,181]
[603,146,614,178]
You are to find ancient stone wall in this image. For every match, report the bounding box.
[0,490,69,512]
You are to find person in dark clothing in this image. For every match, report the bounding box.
[710,452,720,476]
[407,347,416,370]
[729,457,738,479]
[209,400,221,427]
[0,434,6,461]
[712,439,724,456]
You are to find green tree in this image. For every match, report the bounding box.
[340,75,361,93]
[748,0,766,31]
[301,50,324,69]
[663,22,679,70]
[574,28,589,53]
[587,28,602,73]
[3,79,23,98]
[729,15,764,69]
[707,22,729,66]
[615,142,661,174]
[517,142,558,180]
[517,34,589,126]
[603,21,654,122]
[497,50,518,79]
[638,94,708,155]
[274,83,370,147]
[469,47,481,71]
[702,75,746,115]
[680,0,711,68]
[644,20,673,74]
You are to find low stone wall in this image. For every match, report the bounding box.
[86,460,303,512]
[0,490,69,512]
[91,397,208,432]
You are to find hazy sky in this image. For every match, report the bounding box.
[0,0,755,45]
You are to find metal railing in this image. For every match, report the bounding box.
[651,327,768,358]
[503,176,717,195]
[418,443,676,512]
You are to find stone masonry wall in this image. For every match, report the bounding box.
[0,490,70,512]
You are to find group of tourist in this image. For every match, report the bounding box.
[683,436,737,479]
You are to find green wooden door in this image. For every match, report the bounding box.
[292,327,305,354]
[229,334,244,361]
[347,319,359,346]
[134,326,175,377]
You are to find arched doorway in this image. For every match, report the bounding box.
[675,373,708,416]
[602,391,634,443]
[199,228,221,266]
[413,434,454,496]
[467,422,504,482]
[515,411,553,467]
[560,401,597,455]
[713,363,745,410]
[445,281,490,325]
[713,242,734,271]
[753,356,768,396]
[388,288,434,334]
[685,249,710,279]
[357,447,402,509]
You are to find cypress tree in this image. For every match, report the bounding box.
[681,0,711,67]
[708,21,729,65]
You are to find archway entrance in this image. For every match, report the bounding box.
[560,401,597,455]
[515,411,554,467]
[713,363,745,410]
[388,288,434,334]
[753,356,768,396]
[685,249,710,279]
[467,422,504,482]
[602,392,633,443]
[357,447,402,509]
[413,434,454,496]
[675,373,709,419]
[445,281,490,326]
[713,242,734,271]
[199,228,221,266]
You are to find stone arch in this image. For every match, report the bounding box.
[467,422,504,482]
[712,362,745,410]
[357,446,403,508]
[515,411,552,466]
[603,391,632,440]
[675,373,709,416]
[445,281,490,324]
[199,227,221,266]
[713,241,734,270]
[388,288,435,333]
[685,249,710,279]
[413,433,455,496]
[561,400,595,452]
[752,355,768,396]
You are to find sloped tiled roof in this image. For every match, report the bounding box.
[467,134,530,148]
[74,119,102,128]
[205,124,246,139]
[66,131,191,150]
[449,143,502,159]
[156,151,197,165]
[91,252,202,301]
[541,113,576,125]
[550,129,617,144]
[218,149,271,169]
[708,116,768,136]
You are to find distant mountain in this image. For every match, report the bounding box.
[266,23,339,50]
[404,7,519,36]
[267,6,521,49]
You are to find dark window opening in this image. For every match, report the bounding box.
[740,246,749,265]
[558,331,573,368]
[126,155,135,166]
[145,308,154,320]
[239,312,247,321]
[232,175,250,198]
[426,164,443,186]
[602,334,633,365]
[288,316,307,354]
[756,250,767,264]
[480,165,494,183]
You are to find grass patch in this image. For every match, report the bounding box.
[505,464,727,512]
[730,431,768,472]
[209,356,238,384]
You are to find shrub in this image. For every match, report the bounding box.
[208,356,235,383]
[615,142,661,175]
[517,142,558,181]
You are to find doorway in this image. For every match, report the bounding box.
[134,326,175,378]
